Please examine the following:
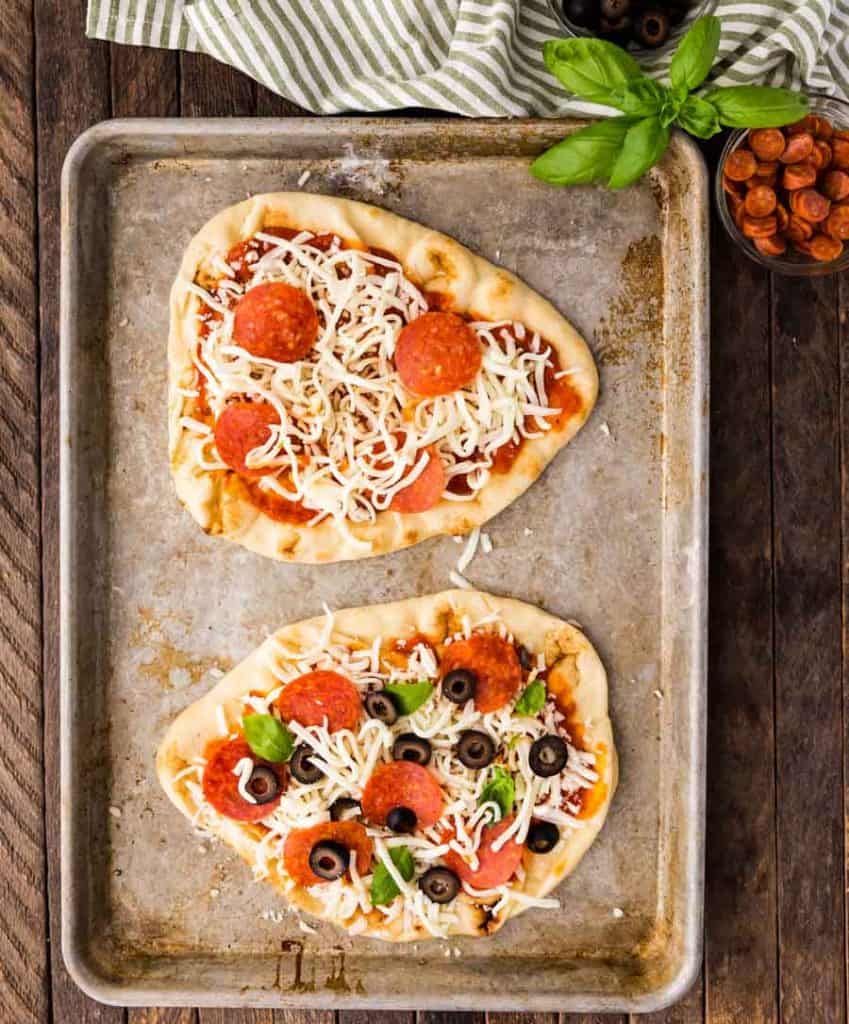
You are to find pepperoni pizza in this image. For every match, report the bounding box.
[169,194,597,562]
[156,590,617,941]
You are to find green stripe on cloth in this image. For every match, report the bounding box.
[87,0,849,115]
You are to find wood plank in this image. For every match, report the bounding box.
[255,83,306,117]
[198,1011,332,1023]
[129,1011,197,1024]
[840,268,849,1024]
[0,3,48,1024]
[111,44,178,117]
[703,229,777,1020]
[418,1013,484,1024]
[34,1,122,1021]
[180,51,255,117]
[634,973,703,1023]
[771,273,845,1023]
[341,1013,412,1024]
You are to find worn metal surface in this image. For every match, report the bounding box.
[60,118,708,1012]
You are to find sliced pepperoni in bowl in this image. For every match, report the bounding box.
[274,669,362,733]
[214,400,280,477]
[361,761,444,828]
[233,281,319,363]
[442,816,524,889]
[202,736,286,822]
[439,633,523,713]
[283,821,373,885]
[394,312,482,397]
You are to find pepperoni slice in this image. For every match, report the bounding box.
[822,170,849,202]
[389,445,446,513]
[275,670,361,733]
[744,186,777,219]
[742,214,778,239]
[233,282,318,363]
[202,736,285,822]
[825,206,849,241]
[214,400,279,478]
[754,235,787,257]
[809,233,843,261]
[440,633,523,713]
[792,188,831,223]
[832,139,849,169]
[782,162,817,191]
[283,821,373,886]
[779,132,814,165]
[723,149,757,182]
[361,762,444,828]
[749,128,786,162]
[442,817,524,889]
[394,312,482,397]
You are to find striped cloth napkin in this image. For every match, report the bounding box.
[88,1,849,116]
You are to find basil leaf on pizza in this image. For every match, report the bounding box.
[371,846,415,906]
[169,195,597,563]
[515,679,546,716]
[479,765,516,822]
[383,680,434,716]
[243,714,294,764]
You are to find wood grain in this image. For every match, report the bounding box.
[34,0,122,1021]
[0,3,48,1024]
[180,51,255,117]
[771,274,846,1023]
[130,1011,197,1024]
[704,219,778,1022]
[841,270,849,1024]
[111,44,178,118]
[635,974,703,1023]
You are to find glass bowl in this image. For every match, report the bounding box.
[545,0,717,59]
[715,94,849,277]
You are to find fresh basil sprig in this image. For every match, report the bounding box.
[243,713,294,763]
[532,15,809,190]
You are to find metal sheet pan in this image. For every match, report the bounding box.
[60,118,708,1012]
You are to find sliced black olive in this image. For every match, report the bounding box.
[635,8,670,47]
[526,820,561,854]
[386,806,417,834]
[246,764,280,805]
[419,866,460,904]
[456,730,496,769]
[364,690,398,726]
[529,735,569,778]
[330,797,362,822]
[392,733,432,766]
[308,840,349,880]
[516,644,534,672]
[290,744,324,784]
[601,13,631,34]
[442,668,477,704]
[600,0,630,17]
[562,0,600,28]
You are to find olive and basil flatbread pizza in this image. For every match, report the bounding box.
[156,590,617,941]
[169,193,597,563]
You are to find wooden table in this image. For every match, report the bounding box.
[3,2,848,1022]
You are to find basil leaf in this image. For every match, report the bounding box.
[243,714,294,763]
[669,15,721,92]
[608,79,668,118]
[543,38,643,106]
[703,86,809,128]
[478,765,515,823]
[530,117,633,186]
[676,95,722,139]
[370,846,415,906]
[383,680,434,716]
[607,116,670,189]
[515,679,547,716]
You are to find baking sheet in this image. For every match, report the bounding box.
[60,118,708,1012]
